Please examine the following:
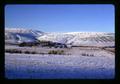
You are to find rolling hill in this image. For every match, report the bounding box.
[5,28,115,47]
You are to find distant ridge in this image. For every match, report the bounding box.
[5,28,44,43]
[5,28,44,34]
[5,28,115,47]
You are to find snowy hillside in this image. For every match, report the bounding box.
[5,28,44,44]
[5,28,115,47]
[38,32,115,47]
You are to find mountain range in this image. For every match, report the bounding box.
[5,28,115,47]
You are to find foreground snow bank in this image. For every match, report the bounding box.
[5,53,115,79]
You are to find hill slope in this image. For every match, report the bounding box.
[5,28,44,44]
[5,28,115,47]
[38,32,115,47]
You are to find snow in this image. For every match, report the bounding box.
[38,32,114,46]
[5,28,114,47]
[5,28,44,43]
[5,28,115,79]
[5,52,115,79]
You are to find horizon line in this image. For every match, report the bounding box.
[5,27,114,33]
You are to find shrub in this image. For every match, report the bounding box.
[48,50,64,55]
[58,50,64,55]
[11,49,17,53]
[55,46,58,48]
[5,49,23,54]
[48,50,54,54]
[54,51,57,54]
[31,51,36,54]
[81,53,94,57]
[19,42,26,47]
[82,53,85,56]
[48,50,52,54]
[86,54,89,56]
[5,49,11,53]
[18,51,21,53]
[14,50,19,53]
[90,54,94,57]
[24,51,30,54]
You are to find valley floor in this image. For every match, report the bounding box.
[5,45,114,55]
[5,47,115,79]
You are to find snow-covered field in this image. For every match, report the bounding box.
[5,28,115,79]
[5,51,115,79]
